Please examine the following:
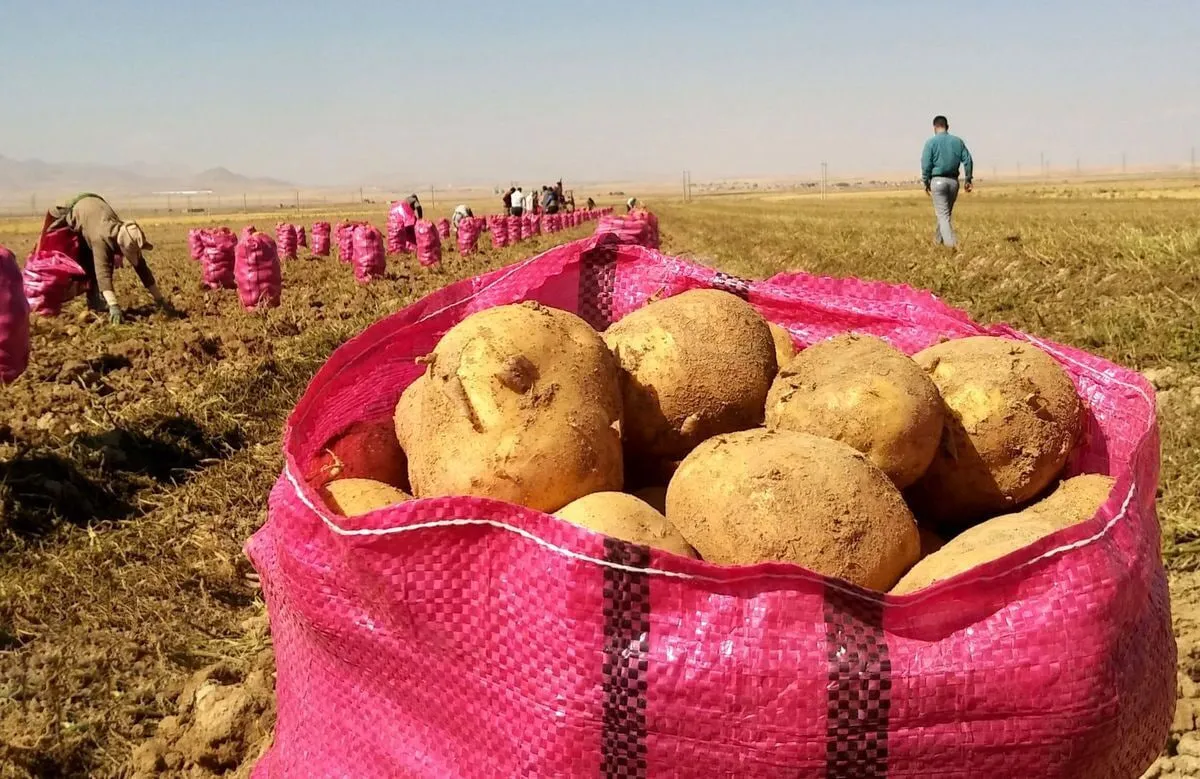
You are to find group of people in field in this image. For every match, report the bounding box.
[501,180,588,218]
[30,116,972,331]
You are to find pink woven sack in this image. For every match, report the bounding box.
[240,225,257,242]
[414,219,442,268]
[234,232,282,310]
[247,236,1172,779]
[200,227,238,290]
[311,222,331,257]
[490,216,509,249]
[22,250,88,317]
[352,224,386,283]
[595,214,655,248]
[187,228,205,261]
[436,218,451,240]
[506,215,522,243]
[531,214,542,235]
[275,223,298,260]
[456,218,481,256]
[335,222,355,265]
[0,246,30,383]
[296,225,308,249]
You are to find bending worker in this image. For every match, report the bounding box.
[47,193,167,324]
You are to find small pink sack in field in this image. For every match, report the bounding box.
[276,223,298,260]
[530,214,542,235]
[456,218,481,256]
[22,250,88,317]
[336,222,355,265]
[311,222,331,257]
[200,228,238,290]
[506,215,522,244]
[188,229,205,261]
[0,246,30,383]
[296,225,308,249]
[491,216,509,249]
[436,218,451,240]
[520,214,533,240]
[414,220,442,268]
[235,232,282,310]
[353,225,386,283]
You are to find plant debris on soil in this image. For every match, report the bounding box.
[2,188,1199,777]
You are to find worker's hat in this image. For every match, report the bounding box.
[117,221,154,253]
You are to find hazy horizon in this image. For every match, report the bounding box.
[2,0,1198,189]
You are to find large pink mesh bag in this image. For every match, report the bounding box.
[199,227,238,290]
[296,224,308,249]
[0,246,30,383]
[248,237,1172,779]
[595,214,656,248]
[22,250,88,317]
[506,215,522,244]
[275,223,298,260]
[311,222,331,257]
[335,221,355,265]
[234,232,282,310]
[187,228,205,261]
[490,216,509,249]
[414,219,442,268]
[436,218,452,240]
[352,224,386,283]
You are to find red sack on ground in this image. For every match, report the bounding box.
[22,250,88,317]
[311,222,331,257]
[414,220,442,268]
[352,225,386,283]
[388,201,416,254]
[247,236,1173,779]
[520,214,533,240]
[276,223,298,260]
[490,216,509,249]
[595,214,656,249]
[436,218,451,240]
[545,213,560,233]
[0,246,31,383]
[200,228,238,290]
[456,217,481,256]
[234,232,282,310]
[336,222,355,265]
[506,215,522,244]
[296,225,308,249]
[188,228,206,261]
[530,214,542,235]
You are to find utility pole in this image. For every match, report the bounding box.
[430,186,436,208]
[1191,146,1196,176]
[1122,153,1127,175]
[243,193,248,213]
[682,171,687,202]
[359,187,364,203]
[821,162,828,200]
[295,190,300,209]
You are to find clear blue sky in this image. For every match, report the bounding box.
[1,0,1197,187]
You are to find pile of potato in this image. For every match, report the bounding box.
[308,288,1111,594]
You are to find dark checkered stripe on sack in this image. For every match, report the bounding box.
[710,271,751,300]
[600,538,651,779]
[824,585,892,778]
[579,244,618,330]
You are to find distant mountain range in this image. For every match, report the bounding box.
[0,155,293,195]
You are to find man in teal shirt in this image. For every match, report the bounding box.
[921,115,973,248]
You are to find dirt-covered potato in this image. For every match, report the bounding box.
[767,322,796,371]
[892,474,1115,594]
[324,478,411,517]
[764,333,944,489]
[906,336,1084,530]
[666,429,920,590]
[555,491,696,558]
[395,301,623,513]
[603,289,777,460]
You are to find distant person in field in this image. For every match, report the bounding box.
[502,187,515,216]
[586,197,595,210]
[626,197,638,213]
[510,186,525,217]
[523,188,536,215]
[405,193,423,221]
[451,204,473,231]
[921,115,974,249]
[542,186,559,215]
[46,193,168,324]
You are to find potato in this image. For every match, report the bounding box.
[892,474,1115,594]
[395,301,623,513]
[767,322,796,370]
[906,336,1084,530]
[304,419,409,491]
[666,429,919,590]
[555,492,696,558]
[604,289,777,460]
[764,334,944,489]
[324,478,411,517]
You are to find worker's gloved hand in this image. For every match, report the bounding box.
[108,304,123,325]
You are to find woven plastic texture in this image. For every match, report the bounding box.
[507,215,523,244]
[596,214,658,249]
[0,246,30,383]
[456,217,482,256]
[296,225,307,249]
[22,249,87,317]
[311,222,331,257]
[415,219,442,268]
[187,228,205,261]
[234,232,281,310]
[352,225,386,283]
[275,223,298,261]
[199,228,237,290]
[490,216,509,249]
[335,222,354,265]
[437,218,452,240]
[248,236,1173,779]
